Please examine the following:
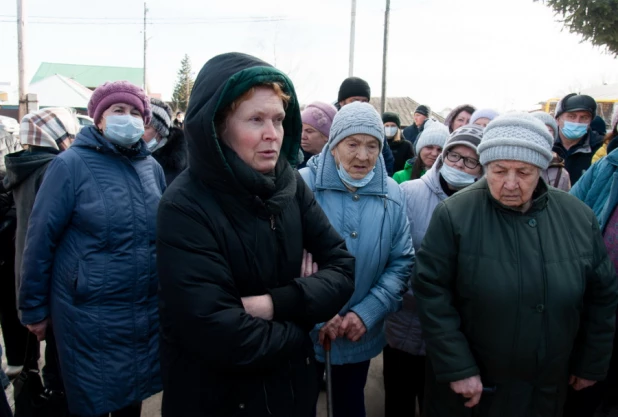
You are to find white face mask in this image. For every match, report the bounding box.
[384,126,398,138]
[440,163,478,189]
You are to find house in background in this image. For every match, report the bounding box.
[31,62,145,91]
[369,97,445,128]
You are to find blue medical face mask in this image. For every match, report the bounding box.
[146,139,158,151]
[440,162,478,189]
[104,115,145,147]
[334,150,376,188]
[561,121,588,141]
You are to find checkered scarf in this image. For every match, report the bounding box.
[20,107,80,151]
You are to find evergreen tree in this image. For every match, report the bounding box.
[535,0,618,55]
[171,54,195,112]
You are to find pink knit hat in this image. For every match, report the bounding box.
[301,101,337,138]
[88,81,151,125]
[612,105,618,133]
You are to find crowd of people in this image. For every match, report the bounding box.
[0,51,617,417]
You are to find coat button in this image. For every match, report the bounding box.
[353,194,360,201]
[351,231,358,238]
[536,304,545,313]
[528,219,537,227]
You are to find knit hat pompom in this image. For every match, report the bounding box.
[415,120,449,154]
[88,81,151,125]
[478,112,553,170]
[470,108,500,125]
[301,101,338,138]
[328,102,384,150]
[149,98,173,138]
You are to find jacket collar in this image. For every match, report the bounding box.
[73,126,150,159]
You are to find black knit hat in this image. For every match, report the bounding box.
[337,77,371,103]
[382,112,401,128]
[415,105,430,117]
[555,93,597,119]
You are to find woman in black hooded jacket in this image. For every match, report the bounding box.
[157,52,355,417]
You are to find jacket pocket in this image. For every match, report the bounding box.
[73,258,89,302]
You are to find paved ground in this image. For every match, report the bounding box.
[3,336,616,417]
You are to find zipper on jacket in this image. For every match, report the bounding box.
[262,382,273,415]
[270,215,276,230]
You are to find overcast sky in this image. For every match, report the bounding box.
[1,0,617,113]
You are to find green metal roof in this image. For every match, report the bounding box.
[31,62,144,88]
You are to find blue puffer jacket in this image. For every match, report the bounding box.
[19,126,165,416]
[300,150,414,365]
[571,149,618,232]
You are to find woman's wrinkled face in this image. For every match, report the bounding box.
[443,145,482,176]
[419,145,442,168]
[331,134,381,180]
[301,123,328,155]
[97,103,143,131]
[220,87,285,174]
[452,110,472,132]
[486,160,541,210]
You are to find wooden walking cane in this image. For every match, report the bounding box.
[324,336,334,417]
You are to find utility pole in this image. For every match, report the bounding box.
[348,0,356,77]
[143,2,148,93]
[380,0,390,115]
[17,0,27,121]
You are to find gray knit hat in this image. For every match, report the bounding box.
[329,101,384,150]
[415,120,449,154]
[478,112,554,170]
[531,111,558,141]
[442,124,484,156]
[149,98,173,139]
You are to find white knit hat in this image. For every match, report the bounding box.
[478,112,554,170]
[415,120,449,154]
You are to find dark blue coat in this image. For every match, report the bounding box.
[19,126,165,416]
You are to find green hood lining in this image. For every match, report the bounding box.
[211,66,301,170]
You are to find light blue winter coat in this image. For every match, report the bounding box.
[571,149,618,232]
[19,126,165,416]
[299,148,414,365]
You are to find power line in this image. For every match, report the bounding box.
[0,14,292,25]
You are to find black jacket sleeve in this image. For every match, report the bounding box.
[269,174,355,324]
[157,197,308,371]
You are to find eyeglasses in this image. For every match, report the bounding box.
[445,150,480,169]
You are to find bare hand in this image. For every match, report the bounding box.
[319,314,343,345]
[569,375,597,391]
[241,295,274,320]
[450,375,483,408]
[26,318,49,342]
[300,250,319,278]
[338,312,367,342]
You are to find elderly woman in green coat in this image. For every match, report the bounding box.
[414,112,618,417]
